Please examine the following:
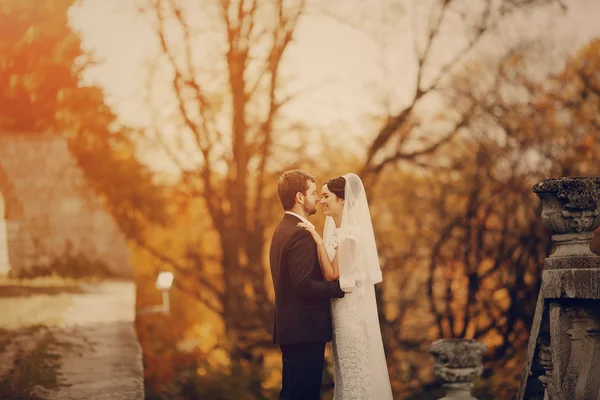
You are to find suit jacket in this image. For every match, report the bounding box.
[269,213,345,345]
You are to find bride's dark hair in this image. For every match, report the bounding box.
[325,176,346,199]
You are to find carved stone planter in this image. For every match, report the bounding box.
[430,339,486,400]
[533,177,600,259]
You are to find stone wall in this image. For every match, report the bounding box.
[0,134,132,278]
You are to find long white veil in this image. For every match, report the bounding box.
[322,173,383,286]
[322,173,393,399]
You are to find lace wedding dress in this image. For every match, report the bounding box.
[324,174,393,400]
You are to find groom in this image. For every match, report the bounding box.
[269,170,345,400]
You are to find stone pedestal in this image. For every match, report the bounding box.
[518,177,600,400]
[430,339,486,400]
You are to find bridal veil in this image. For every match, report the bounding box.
[323,173,393,399]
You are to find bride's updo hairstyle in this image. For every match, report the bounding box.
[325,176,346,199]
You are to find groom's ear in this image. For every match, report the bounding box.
[295,191,304,204]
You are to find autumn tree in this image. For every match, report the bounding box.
[135,0,311,395]
[326,0,566,181]
[530,38,600,177]
[370,37,600,397]
[0,0,166,240]
[328,0,569,392]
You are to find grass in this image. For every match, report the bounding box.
[0,284,84,298]
[0,276,136,398]
[0,277,86,400]
[0,328,11,353]
[0,325,73,400]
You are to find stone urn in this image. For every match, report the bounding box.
[533,177,600,259]
[430,339,486,400]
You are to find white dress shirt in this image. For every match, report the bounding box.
[284,211,315,230]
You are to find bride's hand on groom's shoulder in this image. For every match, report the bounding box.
[296,222,315,234]
[297,223,323,245]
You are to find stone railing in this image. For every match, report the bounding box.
[518,177,600,400]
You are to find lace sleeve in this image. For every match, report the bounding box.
[337,227,365,293]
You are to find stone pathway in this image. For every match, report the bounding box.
[0,280,144,399]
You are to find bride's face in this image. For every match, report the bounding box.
[320,184,344,218]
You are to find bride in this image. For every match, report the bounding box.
[298,173,393,400]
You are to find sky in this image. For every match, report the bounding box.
[67,0,600,170]
[67,1,387,127]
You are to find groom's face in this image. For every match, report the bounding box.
[302,180,318,217]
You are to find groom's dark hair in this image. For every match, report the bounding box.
[278,170,315,211]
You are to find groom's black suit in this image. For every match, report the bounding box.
[269,213,345,400]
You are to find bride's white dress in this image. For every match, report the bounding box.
[326,227,393,400]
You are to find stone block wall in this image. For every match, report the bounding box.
[0,135,132,278]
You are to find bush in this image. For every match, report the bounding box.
[13,247,114,280]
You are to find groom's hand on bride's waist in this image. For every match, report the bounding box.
[332,280,345,298]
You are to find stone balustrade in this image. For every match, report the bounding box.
[518,177,600,400]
